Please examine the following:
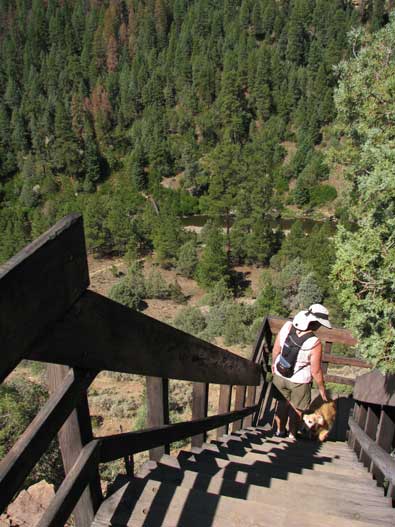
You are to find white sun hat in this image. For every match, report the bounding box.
[292,304,332,331]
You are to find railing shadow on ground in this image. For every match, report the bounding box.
[107,433,332,526]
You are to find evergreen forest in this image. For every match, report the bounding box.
[0,0,394,372]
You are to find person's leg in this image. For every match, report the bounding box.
[288,382,311,438]
[274,399,289,435]
[288,405,302,438]
[272,375,291,436]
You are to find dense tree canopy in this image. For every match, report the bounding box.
[331,15,395,372]
[0,0,371,265]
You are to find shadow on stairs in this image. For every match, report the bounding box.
[91,427,395,527]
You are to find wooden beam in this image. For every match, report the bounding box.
[354,403,368,456]
[47,365,102,527]
[243,385,257,428]
[360,406,379,467]
[353,370,395,406]
[324,374,355,386]
[36,440,101,527]
[232,386,247,432]
[0,368,96,514]
[191,383,209,447]
[348,416,395,489]
[0,214,89,383]
[146,377,169,461]
[99,404,259,463]
[29,291,260,386]
[372,408,395,485]
[216,385,232,439]
[268,316,357,346]
[322,354,370,369]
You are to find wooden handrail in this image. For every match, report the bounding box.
[348,416,395,488]
[28,290,261,386]
[36,440,101,527]
[0,369,96,513]
[99,404,259,463]
[268,316,358,346]
[322,354,370,368]
[0,214,89,383]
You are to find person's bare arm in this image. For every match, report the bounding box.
[271,333,282,373]
[310,341,327,401]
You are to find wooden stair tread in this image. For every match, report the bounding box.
[212,437,360,457]
[177,449,371,478]
[204,442,361,466]
[92,477,394,527]
[135,463,387,505]
[157,453,380,490]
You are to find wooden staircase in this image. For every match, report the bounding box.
[1,215,394,527]
[92,427,395,527]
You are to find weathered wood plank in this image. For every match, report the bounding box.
[36,440,101,527]
[191,383,208,447]
[354,403,368,456]
[268,316,358,346]
[216,385,232,439]
[243,386,257,428]
[372,408,395,485]
[47,365,102,527]
[146,377,169,461]
[0,368,96,514]
[29,291,260,386]
[324,374,355,386]
[360,406,379,467]
[354,370,395,406]
[0,214,88,383]
[322,354,370,369]
[348,416,395,489]
[232,386,247,432]
[99,404,258,463]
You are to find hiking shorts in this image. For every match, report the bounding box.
[272,374,311,411]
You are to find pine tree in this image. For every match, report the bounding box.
[196,224,229,290]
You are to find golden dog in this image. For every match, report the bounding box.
[303,398,336,442]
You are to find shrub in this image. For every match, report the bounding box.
[173,306,207,336]
[0,380,64,488]
[310,184,337,206]
[203,277,233,306]
[168,279,187,303]
[176,239,198,278]
[109,260,146,310]
[145,268,171,299]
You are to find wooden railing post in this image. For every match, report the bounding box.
[232,386,247,432]
[360,405,379,467]
[354,403,368,456]
[146,377,169,461]
[372,408,395,485]
[243,386,257,428]
[47,365,102,527]
[216,385,232,439]
[191,382,208,447]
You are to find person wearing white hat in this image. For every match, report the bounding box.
[271,304,331,439]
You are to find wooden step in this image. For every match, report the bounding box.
[133,465,392,525]
[178,449,369,478]
[217,435,357,457]
[207,441,360,466]
[157,453,380,491]
[92,477,393,527]
[140,457,384,496]
[137,460,386,501]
